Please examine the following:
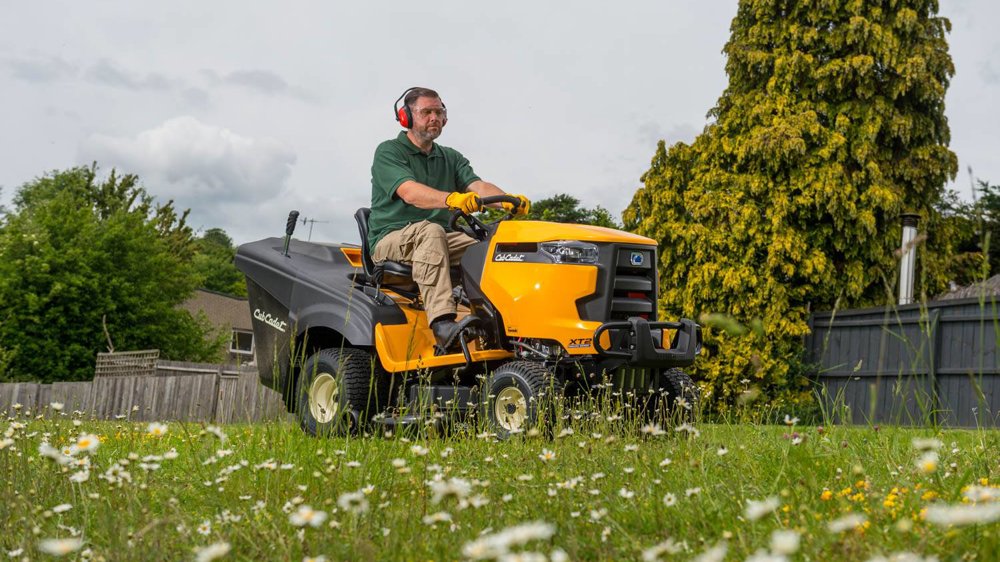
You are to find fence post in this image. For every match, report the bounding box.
[210,365,222,423]
[929,309,942,427]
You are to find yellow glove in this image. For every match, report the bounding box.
[502,194,531,216]
[445,191,482,214]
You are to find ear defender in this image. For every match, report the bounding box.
[394,87,417,129]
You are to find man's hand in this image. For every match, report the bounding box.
[502,194,531,217]
[445,191,482,214]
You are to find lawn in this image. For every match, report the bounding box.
[1,405,998,561]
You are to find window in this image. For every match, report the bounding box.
[230,330,254,356]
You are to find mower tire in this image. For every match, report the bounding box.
[649,368,699,423]
[296,347,389,437]
[483,361,562,438]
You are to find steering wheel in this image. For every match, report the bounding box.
[448,194,524,241]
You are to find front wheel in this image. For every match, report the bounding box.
[483,361,562,438]
[647,368,700,423]
[296,348,389,437]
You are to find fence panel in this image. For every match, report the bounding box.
[0,359,284,424]
[809,297,1000,427]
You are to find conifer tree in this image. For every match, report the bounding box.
[624,0,958,407]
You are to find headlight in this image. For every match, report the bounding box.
[540,240,599,264]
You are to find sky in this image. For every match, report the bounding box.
[1,1,997,245]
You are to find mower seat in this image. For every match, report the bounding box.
[354,207,414,286]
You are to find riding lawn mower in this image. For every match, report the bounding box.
[235,195,701,437]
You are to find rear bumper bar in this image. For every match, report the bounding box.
[593,317,701,368]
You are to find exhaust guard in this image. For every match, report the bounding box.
[593,317,701,368]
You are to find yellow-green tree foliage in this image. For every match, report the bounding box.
[624,0,958,408]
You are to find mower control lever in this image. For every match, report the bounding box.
[283,210,300,257]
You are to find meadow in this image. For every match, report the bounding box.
[1,402,998,561]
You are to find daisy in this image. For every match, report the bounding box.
[194,542,231,562]
[196,520,212,536]
[745,497,780,521]
[641,538,685,561]
[827,513,867,533]
[916,451,939,474]
[422,511,452,525]
[337,491,369,514]
[770,530,800,555]
[925,503,1000,526]
[37,538,83,556]
[205,425,227,443]
[73,433,100,454]
[691,542,728,562]
[289,505,328,528]
[539,449,556,462]
[147,423,168,437]
[663,493,677,507]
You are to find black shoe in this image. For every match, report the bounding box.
[431,317,463,353]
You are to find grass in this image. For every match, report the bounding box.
[1,406,998,561]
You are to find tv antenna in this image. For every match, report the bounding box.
[299,216,329,241]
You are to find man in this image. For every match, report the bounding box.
[368,87,530,352]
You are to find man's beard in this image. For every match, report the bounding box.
[412,126,441,143]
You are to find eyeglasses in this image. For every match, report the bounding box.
[413,107,447,118]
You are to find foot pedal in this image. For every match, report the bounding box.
[434,316,482,356]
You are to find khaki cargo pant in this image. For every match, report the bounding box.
[372,220,478,323]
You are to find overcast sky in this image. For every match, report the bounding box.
[2,1,997,245]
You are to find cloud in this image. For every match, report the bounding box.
[224,69,289,95]
[79,116,297,204]
[84,58,172,91]
[6,56,77,83]
[199,68,316,102]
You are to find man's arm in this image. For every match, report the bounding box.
[467,180,507,206]
[395,180,452,209]
[396,179,507,209]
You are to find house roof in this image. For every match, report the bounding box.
[180,289,252,331]
[935,274,1000,301]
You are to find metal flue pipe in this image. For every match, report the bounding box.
[899,213,920,305]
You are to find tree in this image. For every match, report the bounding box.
[975,179,1000,275]
[0,165,223,382]
[479,193,622,228]
[623,0,959,409]
[192,227,247,297]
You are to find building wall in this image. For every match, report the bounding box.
[179,289,254,363]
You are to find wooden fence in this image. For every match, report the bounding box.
[807,296,999,428]
[0,360,289,424]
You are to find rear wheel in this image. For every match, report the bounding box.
[483,361,562,438]
[296,347,389,437]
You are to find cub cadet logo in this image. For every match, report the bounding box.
[253,309,287,333]
[568,338,592,349]
[494,252,525,262]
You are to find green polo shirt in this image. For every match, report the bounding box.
[368,131,481,249]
